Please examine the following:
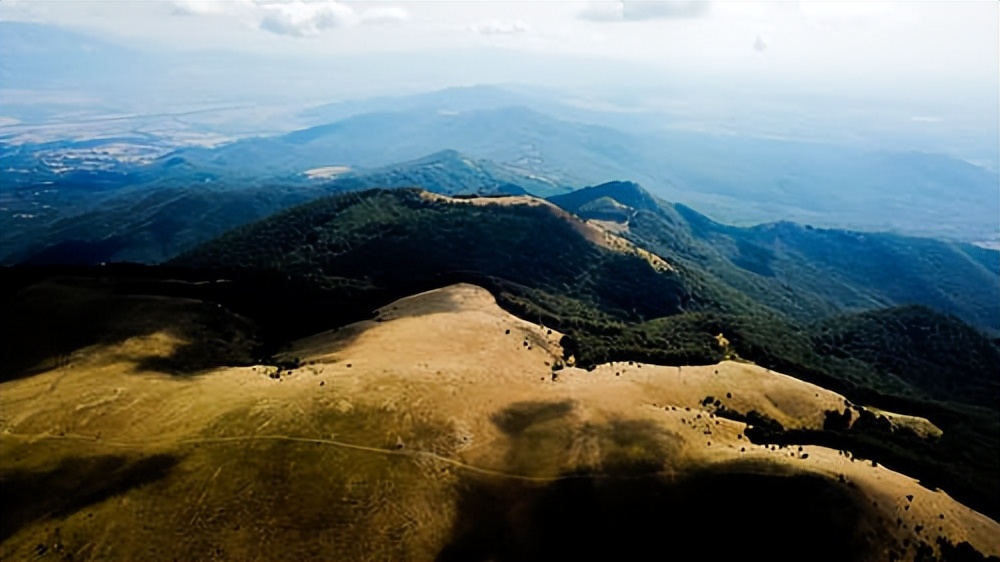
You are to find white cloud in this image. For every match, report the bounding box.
[579,1,711,23]
[171,1,236,17]
[170,0,406,37]
[359,7,408,25]
[258,1,357,37]
[1,0,995,115]
[471,19,530,36]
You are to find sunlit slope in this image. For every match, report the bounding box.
[2,284,996,562]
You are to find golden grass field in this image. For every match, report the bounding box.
[1,283,996,561]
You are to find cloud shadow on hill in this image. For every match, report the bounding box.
[0,453,180,542]
[437,400,885,562]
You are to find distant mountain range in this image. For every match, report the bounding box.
[154,103,1000,243]
[327,149,569,198]
[4,61,998,245]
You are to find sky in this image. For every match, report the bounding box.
[2,1,996,96]
[1,1,997,160]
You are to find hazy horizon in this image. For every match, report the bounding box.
[2,1,998,169]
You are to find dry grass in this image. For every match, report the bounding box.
[1,283,994,561]
[419,192,672,271]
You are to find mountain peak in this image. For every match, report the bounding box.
[409,149,476,168]
[548,180,660,220]
[590,181,658,208]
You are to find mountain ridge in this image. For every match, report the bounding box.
[545,180,1000,332]
[4,186,999,527]
[153,102,1000,243]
